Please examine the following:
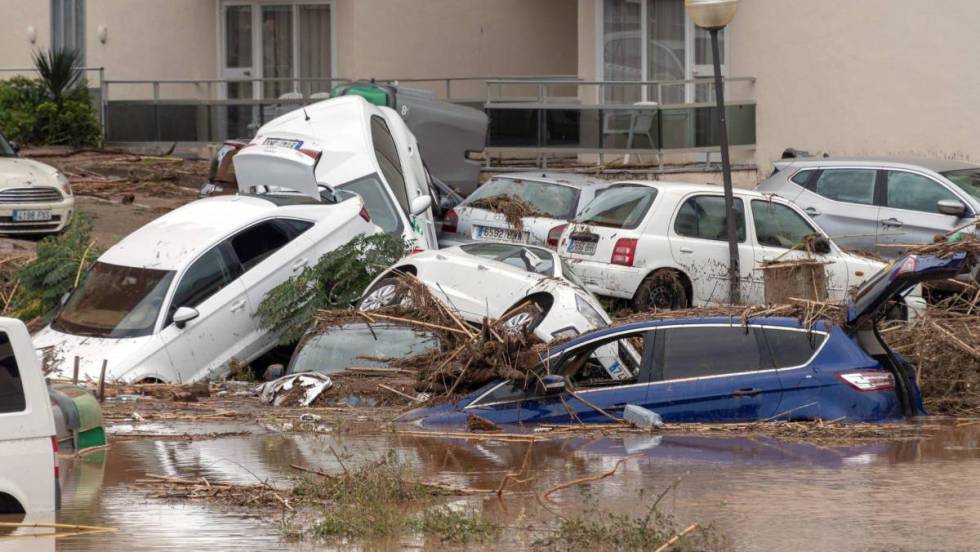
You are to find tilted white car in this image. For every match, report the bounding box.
[33,191,378,384]
[0,133,74,234]
[441,172,610,248]
[237,95,438,251]
[558,181,924,312]
[359,243,637,380]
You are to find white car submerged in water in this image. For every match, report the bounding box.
[33,188,378,384]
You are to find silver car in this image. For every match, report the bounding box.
[756,157,980,257]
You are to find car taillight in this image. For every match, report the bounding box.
[547,224,567,248]
[408,248,424,256]
[51,435,59,480]
[839,371,895,392]
[894,255,917,279]
[611,238,638,266]
[359,207,371,222]
[442,209,458,234]
[298,148,319,159]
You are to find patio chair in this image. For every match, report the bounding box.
[602,101,658,164]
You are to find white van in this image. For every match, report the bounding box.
[0,317,58,514]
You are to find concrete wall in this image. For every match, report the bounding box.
[0,1,51,75]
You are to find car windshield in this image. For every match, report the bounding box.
[463,178,580,219]
[0,134,14,157]
[575,185,657,229]
[560,258,588,288]
[52,262,175,338]
[459,243,556,277]
[940,169,980,202]
[289,323,439,374]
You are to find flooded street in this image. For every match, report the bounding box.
[4,420,975,551]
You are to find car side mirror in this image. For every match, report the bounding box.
[173,306,200,329]
[410,195,432,216]
[536,374,566,395]
[813,236,832,255]
[937,199,967,217]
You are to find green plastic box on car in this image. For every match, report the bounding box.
[329,83,393,107]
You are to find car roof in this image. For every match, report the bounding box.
[98,195,282,270]
[775,157,980,173]
[492,171,609,190]
[611,180,778,200]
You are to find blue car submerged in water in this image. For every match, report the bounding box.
[403,253,967,427]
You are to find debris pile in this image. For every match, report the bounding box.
[467,194,549,231]
[616,299,847,328]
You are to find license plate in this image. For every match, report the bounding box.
[263,137,303,149]
[473,225,528,243]
[13,209,52,222]
[567,239,597,256]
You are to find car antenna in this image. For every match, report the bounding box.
[303,107,311,122]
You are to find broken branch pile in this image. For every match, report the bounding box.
[467,194,549,232]
[616,299,846,329]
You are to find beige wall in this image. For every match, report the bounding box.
[0,1,51,74]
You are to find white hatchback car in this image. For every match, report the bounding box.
[0,317,58,514]
[441,172,610,248]
[558,181,913,311]
[33,191,377,384]
[0,133,74,234]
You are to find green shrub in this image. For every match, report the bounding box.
[0,77,46,144]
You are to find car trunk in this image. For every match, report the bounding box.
[562,223,630,266]
[456,207,562,246]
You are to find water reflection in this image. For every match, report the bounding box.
[37,421,980,552]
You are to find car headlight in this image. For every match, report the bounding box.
[55,172,72,196]
[575,294,607,328]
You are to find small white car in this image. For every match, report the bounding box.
[238,95,438,251]
[33,190,378,384]
[558,181,920,312]
[441,172,610,248]
[0,133,74,234]
[0,317,59,514]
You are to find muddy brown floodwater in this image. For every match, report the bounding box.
[5,420,980,551]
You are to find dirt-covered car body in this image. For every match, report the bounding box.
[0,132,74,234]
[403,253,964,428]
[236,95,438,251]
[33,192,378,384]
[558,181,924,313]
[288,321,441,375]
[359,243,615,346]
[442,172,610,248]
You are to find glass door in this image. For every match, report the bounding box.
[261,5,294,99]
[690,23,726,103]
[222,4,256,138]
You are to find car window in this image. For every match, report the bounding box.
[576,185,657,229]
[811,169,876,205]
[762,327,826,368]
[170,246,239,319]
[885,171,959,213]
[0,332,25,413]
[656,326,764,380]
[290,324,439,375]
[459,243,555,277]
[52,263,176,338]
[336,174,405,235]
[751,200,820,249]
[674,196,746,242]
[371,116,410,214]
[463,178,580,219]
[231,220,295,272]
[278,218,313,238]
[789,169,816,187]
[940,168,980,203]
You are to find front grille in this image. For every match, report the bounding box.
[0,187,64,203]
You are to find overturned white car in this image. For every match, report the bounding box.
[33,190,377,384]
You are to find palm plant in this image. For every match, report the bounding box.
[32,48,83,105]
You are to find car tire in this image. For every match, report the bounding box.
[499,299,547,335]
[632,270,688,312]
[359,276,412,311]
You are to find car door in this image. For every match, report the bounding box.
[159,242,253,382]
[646,325,783,422]
[758,325,828,420]
[876,169,971,253]
[791,168,880,252]
[748,199,850,302]
[419,251,537,320]
[668,194,756,305]
[466,330,653,425]
[229,218,316,359]
[371,116,435,250]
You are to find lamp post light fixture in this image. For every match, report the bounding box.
[685,0,740,304]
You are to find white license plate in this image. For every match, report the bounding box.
[473,225,529,243]
[567,239,597,256]
[263,137,303,149]
[13,209,52,222]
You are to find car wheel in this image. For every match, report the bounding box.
[500,299,546,335]
[632,270,688,312]
[359,276,412,311]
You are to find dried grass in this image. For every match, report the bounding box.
[468,194,549,232]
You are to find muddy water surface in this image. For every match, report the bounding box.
[9,421,980,551]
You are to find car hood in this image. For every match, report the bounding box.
[0,158,58,189]
[32,326,159,383]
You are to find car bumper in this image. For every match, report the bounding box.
[0,197,74,234]
[565,258,647,300]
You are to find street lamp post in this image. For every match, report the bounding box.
[685,0,739,304]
